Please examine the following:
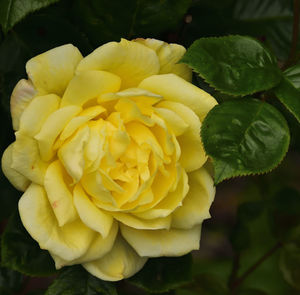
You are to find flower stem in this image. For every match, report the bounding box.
[230,242,283,292]
[283,0,300,69]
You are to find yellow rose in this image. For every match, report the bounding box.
[1,38,217,281]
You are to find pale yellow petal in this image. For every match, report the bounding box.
[10,79,37,130]
[77,38,160,89]
[172,167,215,229]
[154,107,188,136]
[81,171,116,205]
[52,221,118,268]
[112,212,171,230]
[157,101,206,172]
[83,236,147,281]
[44,161,78,227]
[60,70,121,107]
[11,133,47,185]
[60,106,106,141]
[58,126,90,182]
[26,44,83,96]
[73,184,113,238]
[121,224,201,257]
[115,98,154,126]
[134,38,192,81]
[19,94,60,136]
[19,184,95,261]
[84,121,106,173]
[34,106,81,161]
[100,88,161,103]
[1,144,30,191]
[133,167,188,219]
[139,74,217,121]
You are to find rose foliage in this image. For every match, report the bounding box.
[1,38,217,281]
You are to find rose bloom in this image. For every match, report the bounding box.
[2,38,217,281]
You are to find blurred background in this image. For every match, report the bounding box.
[0,0,300,294]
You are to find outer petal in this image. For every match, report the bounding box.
[10,79,37,130]
[134,38,192,81]
[26,44,83,96]
[34,106,82,161]
[157,101,206,172]
[112,212,171,230]
[11,133,48,185]
[58,126,90,182]
[76,39,160,89]
[19,184,95,261]
[172,168,215,229]
[44,161,78,227]
[83,236,147,281]
[1,144,30,191]
[60,70,121,107]
[139,74,217,121]
[73,184,113,238]
[51,221,118,268]
[120,224,201,257]
[19,94,60,136]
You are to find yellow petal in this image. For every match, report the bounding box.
[60,70,121,107]
[154,107,188,136]
[11,133,47,185]
[157,101,207,172]
[139,74,217,121]
[100,88,162,103]
[134,38,192,81]
[172,167,215,229]
[19,94,60,136]
[120,224,201,257]
[83,236,147,281]
[112,212,171,230]
[34,106,81,161]
[76,38,160,89]
[58,126,90,182]
[60,106,106,141]
[26,44,83,96]
[133,167,188,219]
[51,221,118,268]
[115,98,154,126]
[81,171,116,205]
[73,184,113,238]
[10,79,37,130]
[19,184,95,261]
[84,121,107,173]
[44,161,78,227]
[1,144,30,191]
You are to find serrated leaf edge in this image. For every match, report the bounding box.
[181,35,283,97]
[200,101,291,185]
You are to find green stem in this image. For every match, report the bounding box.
[230,242,283,291]
[283,0,300,69]
[228,253,240,289]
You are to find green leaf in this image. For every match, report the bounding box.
[232,0,294,60]
[274,64,300,123]
[1,210,56,276]
[45,265,117,295]
[268,187,300,240]
[0,267,23,295]
[237,289,268,295]
[0,0,60,33]
[231,202,265,251]
[71,0,191,45]
[187,273,228,295]
[201,99,290,184]
[128,255,192,293]
[279,227,300,290]
[182,36,282,96]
